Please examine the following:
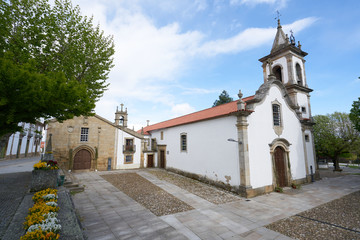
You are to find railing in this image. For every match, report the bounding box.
[143,143,157,152]
[123,145,136,153]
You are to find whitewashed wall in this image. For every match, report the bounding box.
[247,85,307,188]
[5,123,41,157]
[151,116,241,186]
[115,129,142,169]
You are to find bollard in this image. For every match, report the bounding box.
[310,165,315,182]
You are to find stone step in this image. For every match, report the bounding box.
[68,186,84,193]
[64,183,79,188]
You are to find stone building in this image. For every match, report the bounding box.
[46,104,144,171]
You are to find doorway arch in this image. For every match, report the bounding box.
[73,146,95,170]
[269,138,291,187]
[274,146,287,187]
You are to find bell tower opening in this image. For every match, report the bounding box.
[272,66,282,82]
[296,63,303,86]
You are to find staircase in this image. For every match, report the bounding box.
[63,181,84,194]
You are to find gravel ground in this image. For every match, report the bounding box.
[0,172,32,239]
[148,169,241,204]
[266,191,360,240]
[101,173,194,216]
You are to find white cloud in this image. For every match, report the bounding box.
[230,0,288,8]
[171,103,196,117]
[197,17,318,56]
[73,0,317,126]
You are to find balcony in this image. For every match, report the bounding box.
[123,145,136,153]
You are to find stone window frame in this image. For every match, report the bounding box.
[180,133,187,152]
[272,100,283,136]
[80,127,89,142]
[124,155,133,164]
[160,131,164,140]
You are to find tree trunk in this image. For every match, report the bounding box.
[333,157,341,171]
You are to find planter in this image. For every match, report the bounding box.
[30,169,59,192]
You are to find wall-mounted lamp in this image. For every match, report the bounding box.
[227,138,242,144]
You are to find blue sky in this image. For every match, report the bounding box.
[73,0,360,130]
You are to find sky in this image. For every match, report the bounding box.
[72,0,360,130]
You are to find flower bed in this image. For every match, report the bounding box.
[21,188,61,240]
[30,161,59,192]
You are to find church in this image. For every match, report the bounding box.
[46,20,318,197]
[140,19,318,197]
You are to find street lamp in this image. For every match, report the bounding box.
[227,138,242,144]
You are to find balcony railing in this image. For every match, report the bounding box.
[123,145,136,153]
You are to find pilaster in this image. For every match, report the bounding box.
[236,112,252,196]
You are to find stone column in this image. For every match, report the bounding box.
[236,114,253,197]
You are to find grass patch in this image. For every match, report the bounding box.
[348,165,360,169]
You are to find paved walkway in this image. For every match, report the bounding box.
[72,170,360,240]
[0,156,40,174]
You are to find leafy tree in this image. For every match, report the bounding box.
[212,90,234,107]
[0,0,115,136]
[313,112,360,171]
[350,97,360,132]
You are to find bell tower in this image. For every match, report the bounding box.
[115,103,128,127]
[258,19,313,119]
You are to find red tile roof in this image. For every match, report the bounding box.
[139,96,254,135]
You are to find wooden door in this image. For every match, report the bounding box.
[160,150,165,168]
[274,147,286,187]
[73,149,91,170]
[147,154,154,168]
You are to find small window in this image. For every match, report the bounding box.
[80,128,89,142]
[161,131,164,140]
[305,135,310,142]
[301,107,306,113]
[272,104,281,126]
[180,134,187,152]
[125,155,133,163]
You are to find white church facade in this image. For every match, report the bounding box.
[140,20,318,197]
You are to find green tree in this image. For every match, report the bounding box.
[0,0,115,136]
[212,90,233,107]
[350,97,360,132]
[313,112,360,171]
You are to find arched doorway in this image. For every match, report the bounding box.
[73,149,91,170]
[274,146,287,187]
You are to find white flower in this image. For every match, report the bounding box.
[27,217,61,233]
[42,194,58,201]
[46,201,58,207]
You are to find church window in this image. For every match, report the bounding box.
[180,133,187,152]
[272,104,281,126]
[301,107,306,113]
[273,66,283,82]
[296,63,303,85]
[80,128,89,142]
[161,131,164,140]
